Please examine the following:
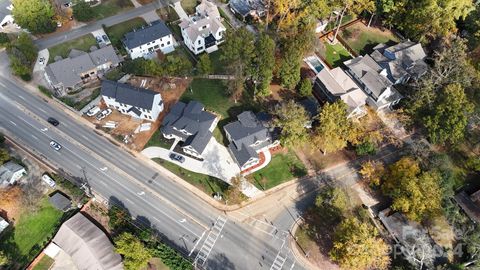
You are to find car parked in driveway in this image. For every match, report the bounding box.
[169,153,185,163]
[86,106,100,117]
[47,117,59,126]
[96,112,106,121]
[50,140,62,151]
[102,108,112,117]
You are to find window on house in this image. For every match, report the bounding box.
[130,49,133,52]
[161,44,164,47]
[198,40,201,45]
[167,41,170,45]
[147,42,150,45]
[154,45,159,49]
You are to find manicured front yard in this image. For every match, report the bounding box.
[250,151,307,190]
[0,198,64,269]
[340,23,399,55]
[208,50,227,74]
[319,41,352,68]
[48,34,97,62]
[144,129,174,149]
[105,17,146,49]
[152,158,229,197]
[92,0,134,20]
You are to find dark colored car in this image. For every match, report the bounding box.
[169,153,185,163]
[47,117,59,126]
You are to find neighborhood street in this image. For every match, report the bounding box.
[34,0,165,50]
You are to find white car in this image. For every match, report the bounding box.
[96,112,106,121]
[86,106,100,117]
[42,174,56,188]
[102,108,112,117]
[50,140,62,151]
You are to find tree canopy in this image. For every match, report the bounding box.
[12,0,56,34]
[252,33,276,97]
[6,33,37,81]
[273,100,310,147]
[115,232,152,270]
[382,157,442,221]
[380,0,474,41]
[313,101,359,154]
[196,54,213,75]
[73,1,95,22]
[297,78,312,97]
[423,83,474,145]
[330,217,390,270]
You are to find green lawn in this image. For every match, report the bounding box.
[48,34,97,62]
[32,256,54,270]
[181,79,234,118]
[340,23,399,55]
[251,151,307,190]
[181,0,198,15]
[0,198,63,269]
[153,158,229,196]
[92,0,134,20]
[208,50,227,74]
[106,17,146,50]
[321,41,352,68]
[144,129,175,149]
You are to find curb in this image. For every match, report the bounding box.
[289,218,322,270]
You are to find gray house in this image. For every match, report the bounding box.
[45,45,121,92]
[229,0,266,21]
[344,55,402,111]
[370,41,428,84]
[162,101,218,158]
[0,161,26,187]
[224,111,276,171]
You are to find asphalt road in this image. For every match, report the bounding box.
[0,70,303,269]
[34,1,165,50]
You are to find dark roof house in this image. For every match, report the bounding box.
[162,101,217,157]
[229,0,266,20]
[49,191,72,212]
[224,111,272,169]
[122,20,172,49]
[101,80,161,111]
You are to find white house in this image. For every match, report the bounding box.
[0,161,26,187]
[101,80,164,121]
[344,55,402,111]
[161,101,217,158]
[223,111,278,171]
[179,0,226,55]
[314,67,368,119]
[122,20,175,59]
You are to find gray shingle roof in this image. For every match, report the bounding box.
[48,192,71,212]
[53,213,123,270]
[101,80,159,110]
[372,41,428,82]
[122,20,172,49]
[46,45,120,88]
[344,55,392,99]
[224,111,272,168]
[0,161,24,185]
[224,111,270,150]
[228,143,258,168]
[161,101,217,155]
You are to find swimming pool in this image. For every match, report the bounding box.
[304,55,326,74]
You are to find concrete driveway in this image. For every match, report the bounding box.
[142,137,262,197]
